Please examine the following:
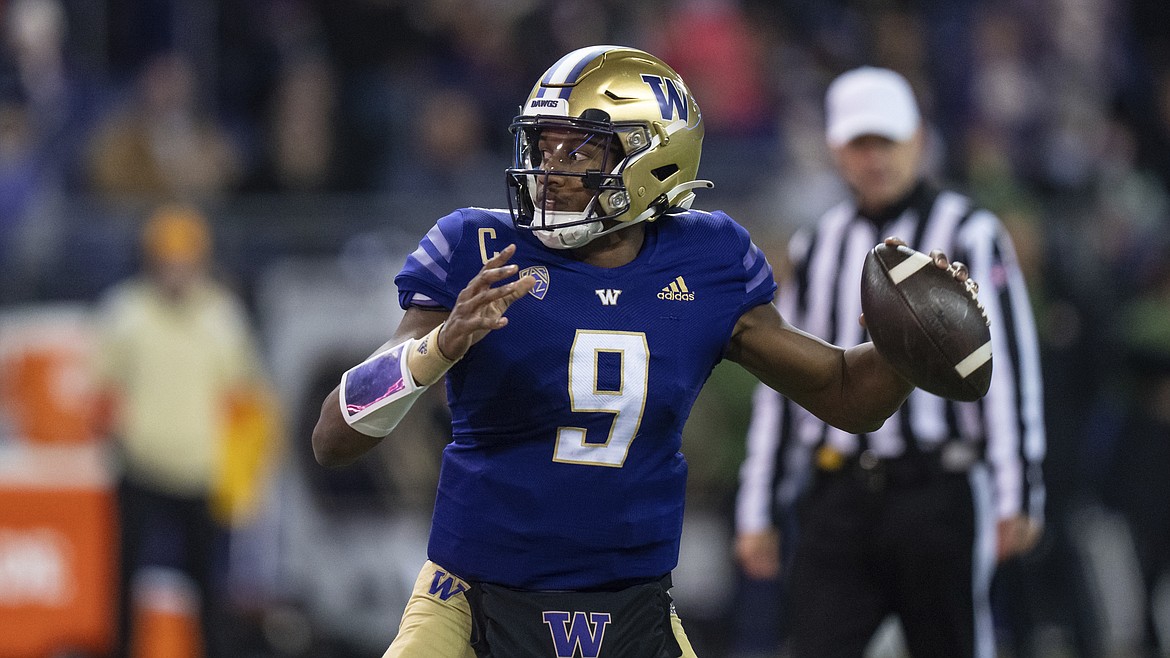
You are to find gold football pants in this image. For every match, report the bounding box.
[384,560,699,657]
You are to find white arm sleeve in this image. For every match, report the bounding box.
[338,339,428,437]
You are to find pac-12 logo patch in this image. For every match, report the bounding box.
[520,266,550,300]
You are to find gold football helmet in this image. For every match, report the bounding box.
[506,45,711,249]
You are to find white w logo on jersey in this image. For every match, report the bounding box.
[594,289,622,305]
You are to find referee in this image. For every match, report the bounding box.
[734,67,1046,658]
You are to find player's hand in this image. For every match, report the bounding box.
[861,236,972,329]
[439,244,536,360]
[888,236,984,314]
[735,528,782,580]
[882,236,964,277]
[997,515,1042,562]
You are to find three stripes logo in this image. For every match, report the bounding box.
[657,276,694,301]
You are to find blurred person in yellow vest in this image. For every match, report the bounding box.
[94,203,279,658]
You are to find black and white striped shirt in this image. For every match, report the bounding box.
[736,182,1046,532]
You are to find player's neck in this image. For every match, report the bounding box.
[570,224,645,268]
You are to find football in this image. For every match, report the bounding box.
[860,243,992,402]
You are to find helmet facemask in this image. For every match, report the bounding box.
[507,114,646,249]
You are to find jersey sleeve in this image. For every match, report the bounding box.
[729,215,778,316]
[394,210,468,310]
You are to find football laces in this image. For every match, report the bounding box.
[962,278,989,325]
[945,261,988,326]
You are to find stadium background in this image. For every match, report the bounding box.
[1,0,1169,656]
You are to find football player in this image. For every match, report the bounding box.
[311,46,963,658]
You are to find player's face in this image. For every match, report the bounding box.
[532,128,619,213]
[833,131,923,215]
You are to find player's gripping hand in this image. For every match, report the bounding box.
[885,235,970,281]
[858,236,971,330]
[438,244,536,360]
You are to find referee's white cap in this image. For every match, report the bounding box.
[825,67,921,147]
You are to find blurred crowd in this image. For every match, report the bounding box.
[1,0,1170,656]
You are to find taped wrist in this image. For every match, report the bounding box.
[406,322,457,386]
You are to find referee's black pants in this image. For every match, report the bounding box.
[786,462,990,658]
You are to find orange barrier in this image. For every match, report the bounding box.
[0,307,115,657]
[0,306,102,446]
[0,444,115,658]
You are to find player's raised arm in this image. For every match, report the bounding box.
[727,238,979,434]
[311,245,534,467]
[726,301,912,434]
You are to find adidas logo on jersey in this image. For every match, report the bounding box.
[658,276,695,301]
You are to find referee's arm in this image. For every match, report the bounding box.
[735,382,787,579]
[959,212,1047,559]
[734,233,813,579]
